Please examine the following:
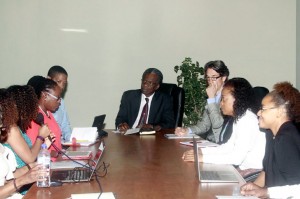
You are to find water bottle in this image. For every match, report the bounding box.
[37,143,51,187]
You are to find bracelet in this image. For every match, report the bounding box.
[25,163,31,171]
[36,135,45,142]
[13,178,20,192]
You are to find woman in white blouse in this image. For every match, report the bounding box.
[182,78,266,176]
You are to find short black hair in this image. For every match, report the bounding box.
[27,76,58,99]
[47,65,68,78]
[204,60,230,80]
[142,68,163,84]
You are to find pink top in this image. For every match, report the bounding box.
[26,110,62,154]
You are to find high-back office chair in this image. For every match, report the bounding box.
[159,83,185,127]
[252,86,270,114]
[243,86,269,182]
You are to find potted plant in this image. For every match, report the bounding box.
[174,57,207,126]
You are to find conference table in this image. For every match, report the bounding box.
[24,129,245,199]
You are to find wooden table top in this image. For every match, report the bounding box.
[24,129,245,199]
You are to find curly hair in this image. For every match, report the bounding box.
[0,89,18,143]
[223,78,255,122]
[268,82,300,123]
[7,85,39,132]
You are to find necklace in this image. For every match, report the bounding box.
[38,106,50,118]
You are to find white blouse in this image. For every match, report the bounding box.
[201,110,266,170]
[0,144,22,199]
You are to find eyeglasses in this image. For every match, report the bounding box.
[204,76,221,81]
[259,106,278,112]
[141,79,157,87]
[44,92,61,102]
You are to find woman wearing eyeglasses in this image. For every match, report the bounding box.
[241,82,300,197]
[175,60,229,143]
[26,76,63,155]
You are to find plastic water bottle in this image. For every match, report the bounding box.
[37,143,51,187]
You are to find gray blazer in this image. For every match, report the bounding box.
[189,102,224,143]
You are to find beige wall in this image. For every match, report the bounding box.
[0,0,296,128]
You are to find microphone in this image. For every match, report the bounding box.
[35,112,44,126]
[35,113,53,143]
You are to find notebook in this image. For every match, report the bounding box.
[51,142,105,183]
[62,114,107,146]
[71,192,116,199]
[193,137,239,183]
[164,134,200,139]
[180,140,219,148]
[62,127,99,146]
[61,151,92,160]
[123,128,156,135]
[92,114,108,137]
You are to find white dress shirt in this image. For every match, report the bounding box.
[132,93,154,128]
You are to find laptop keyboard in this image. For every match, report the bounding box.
[52,169,91,182]
[200,171,221,180]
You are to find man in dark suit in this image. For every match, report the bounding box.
[116,68,175,131]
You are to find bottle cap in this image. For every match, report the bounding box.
[41,143,47,149]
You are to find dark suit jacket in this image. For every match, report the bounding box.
[115,89,175,129]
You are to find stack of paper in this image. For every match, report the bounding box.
[62,127,98,146]
[164,134,200,139]
[180,140,219,148]
[71,192,115,199]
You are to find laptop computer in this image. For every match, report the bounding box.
[61,151,92,160]
[51,142,105,183]
[92,114,108,137]
[193,137,239,183]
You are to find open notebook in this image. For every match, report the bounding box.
[62,127,99,146]
[62,114,106,146]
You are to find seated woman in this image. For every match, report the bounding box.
[4,85,51,168]
[182,78,266,177]
[27,76,63,155]
[241,82,300,195]
[0,90,39,198]
[175,60,229,143]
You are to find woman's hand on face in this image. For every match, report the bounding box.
[175,127,188,136]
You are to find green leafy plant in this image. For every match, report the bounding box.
[174,57,207,126]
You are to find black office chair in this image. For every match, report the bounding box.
[252,86,270,114]
[159,83,185,127]
[243,86,269,182]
